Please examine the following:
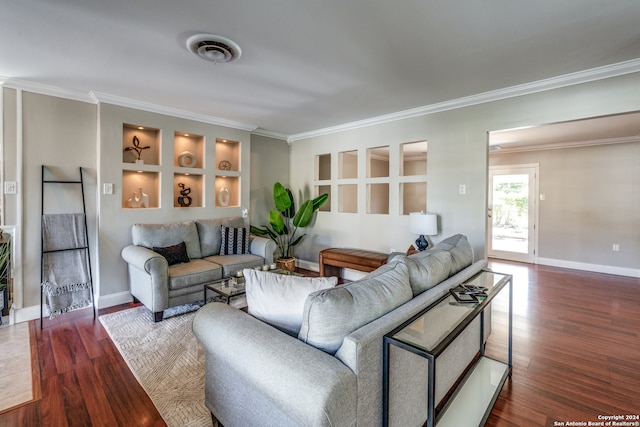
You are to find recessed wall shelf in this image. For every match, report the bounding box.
[123,124,160,166]
[173,173,203,208]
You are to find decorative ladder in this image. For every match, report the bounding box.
[40,166,95,329]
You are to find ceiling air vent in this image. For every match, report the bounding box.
[186,34,242,63]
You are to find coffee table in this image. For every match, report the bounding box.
[203,269,306,304]
[204,278,246,305]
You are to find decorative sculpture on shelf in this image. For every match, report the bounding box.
[178,151,196,167]
[177,183,192,207]
[127,187,149,208]
[218,160,232,171]
[124,135,151,164]
[218,185,230,207]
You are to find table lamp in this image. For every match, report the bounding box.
[409,212,438,251]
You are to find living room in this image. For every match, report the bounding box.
[1,1,639,426]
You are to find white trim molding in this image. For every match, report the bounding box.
[91,92,258,131]
[288,58,640,142]
[537,257,640,279]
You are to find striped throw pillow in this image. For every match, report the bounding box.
[220,226,250,255]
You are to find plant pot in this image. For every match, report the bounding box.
[135,159,144,165]
[276,257,296,272]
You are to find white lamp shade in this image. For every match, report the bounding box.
[409,212,437,236]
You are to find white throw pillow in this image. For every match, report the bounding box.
[244,269,337,335]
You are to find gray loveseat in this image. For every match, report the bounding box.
[192,234,489,426]
[121,217,276,321]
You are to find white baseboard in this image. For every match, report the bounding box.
[96,291,133,309]
[11,291,133,325]
[537,257,640,278]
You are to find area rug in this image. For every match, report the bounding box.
[0,321,39,414]
[99,303,222,427]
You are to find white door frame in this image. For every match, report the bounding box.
[487,164,539,263]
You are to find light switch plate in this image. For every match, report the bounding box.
[103,183,114,195]
[4,181,17,194]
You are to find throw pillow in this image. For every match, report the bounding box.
[244,269,337,336]
[431,234,473,276]
[220,226,250,255]
[152,241,190,266]
[299,261,412,354]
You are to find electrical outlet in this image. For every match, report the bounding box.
[458,184,466,195]
[242,208,248,219]
[613,243,620,252]
[103,183,114,195]
[4,181,17,194]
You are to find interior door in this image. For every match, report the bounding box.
[488,165,538,263]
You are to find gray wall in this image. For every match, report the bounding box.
[3,90,98,310]
[98,103,251,307]
[490,142,640,269]
[249,134,290,228]
[288,72,640,273]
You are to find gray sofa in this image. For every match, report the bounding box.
[192,234,489,426]
[121,217,276,321]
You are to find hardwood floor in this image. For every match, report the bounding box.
[0,303,165,427]
[0,262,637,426]
[485,260,640,426]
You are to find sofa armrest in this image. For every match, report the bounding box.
[121,245,167,272]
[249,234,276,264]
[121,245,170,313]
[193,303,356,427]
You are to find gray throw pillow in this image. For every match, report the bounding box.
[403,249,453,296]
[299,261,412,354]
[431,234,473,276]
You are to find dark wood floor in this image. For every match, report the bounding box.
[485,260,640,426]
[0,261,638,426]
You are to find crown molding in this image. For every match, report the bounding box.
[288,58,640,143]
[0,76,96,104]
[490,135,640,154]
[0,77,258,132]
[91,92,258,131]
[250,128,289,142]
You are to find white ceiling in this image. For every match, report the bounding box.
[2,0,640,139]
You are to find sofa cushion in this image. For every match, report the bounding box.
[220,226,250,255]
[168,259,223,290]
[431,234,474,276]
[403,249,453,296]
[196,217,245,257]
[204,254,264,277]
[152,241,190,266]
[244,269,337,336]
[132,221,202,259]
[299,261,412,354]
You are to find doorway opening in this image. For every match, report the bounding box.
[488,165,538,263]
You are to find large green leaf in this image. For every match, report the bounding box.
[292,200,314,228]
[273,182,292,214]
[312,193,329,211]
[269,210,286,234]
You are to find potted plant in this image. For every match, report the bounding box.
[251,182,328,271]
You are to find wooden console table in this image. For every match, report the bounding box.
[319,248,388,278]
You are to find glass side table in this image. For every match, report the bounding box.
[204,278,246,304]
[383,269,513,427]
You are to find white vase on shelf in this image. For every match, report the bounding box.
[218,186,230,207]
[139,187,149,208]
[126,187,149,208]
[127,191,140,208]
